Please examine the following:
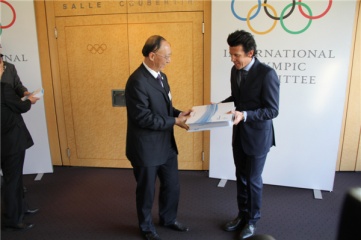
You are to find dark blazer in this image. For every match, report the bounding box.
[223,58,280,156]
[1,61,28,97]
[1,82,34,156]
[125,64,181,167]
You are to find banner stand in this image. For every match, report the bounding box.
[210,0,357,192]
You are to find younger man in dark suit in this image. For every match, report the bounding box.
[125,35,191,240]
[221,30,280,239]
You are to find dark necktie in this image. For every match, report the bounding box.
[237,69,248,88]
[157,74,164,88]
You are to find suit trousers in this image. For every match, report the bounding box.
[1,150,26,226]
[232,134,267,225]
[132,148,179,233]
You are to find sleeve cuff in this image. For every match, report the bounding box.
[243,111,247,122]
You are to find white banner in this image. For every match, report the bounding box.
[210,0,357,191]
[1,0,53,174]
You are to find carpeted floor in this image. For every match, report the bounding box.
[1,167,360,240]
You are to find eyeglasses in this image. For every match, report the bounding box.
[154,52,171,61]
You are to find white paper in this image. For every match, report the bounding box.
[22,87,44,101]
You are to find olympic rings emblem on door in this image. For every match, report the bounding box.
[231,0,332,35]
[0,0,17,36]
[87,44,107,54]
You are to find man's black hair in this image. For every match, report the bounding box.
[227,30,257,57]
[142,35,167,57]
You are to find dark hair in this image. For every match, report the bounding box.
[227,30,257,57]
[142,35,167,57]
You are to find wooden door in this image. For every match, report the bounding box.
[55,12,204,169]
[56,15,131,168]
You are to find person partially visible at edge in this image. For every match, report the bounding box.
[125,35,191,240]
[0,53,30,97]
[1,59,40,231]
[220,30,280,239]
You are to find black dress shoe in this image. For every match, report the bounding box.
[223,217,245,232]
[239,224,256,239]
[25,208,39,214]
[142,232,161,240]
[4,222,35,231]
[164,221,189,232]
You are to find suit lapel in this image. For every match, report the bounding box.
[238,59,260,91]
[246,58,259,83]
[140,66,170,103]
[160,74,171,103]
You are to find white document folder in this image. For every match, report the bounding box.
[186,102,235,132]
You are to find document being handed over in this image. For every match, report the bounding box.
[186,102,235,132]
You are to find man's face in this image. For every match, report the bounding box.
[150,40,172,72]
[229,45,253,70]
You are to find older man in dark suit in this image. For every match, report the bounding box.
[125,35,191,240]
[221,30,280,240]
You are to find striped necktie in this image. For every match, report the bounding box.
[157,74,164,88]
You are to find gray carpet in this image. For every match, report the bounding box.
[1,167,360,240]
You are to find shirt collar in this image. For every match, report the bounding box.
[143,62,160,79]
[243,57,255,72]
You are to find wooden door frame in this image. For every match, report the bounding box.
[33,0,212,169]
[336,1,361,171]
[34,0,62,165]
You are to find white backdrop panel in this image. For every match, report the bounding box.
[1,0,53,174]
[210,0,357,191]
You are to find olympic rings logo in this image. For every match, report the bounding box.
[87,44,107,54]
[0,0,17,36]
[231,0,332,35]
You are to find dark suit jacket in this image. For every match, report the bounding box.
[1,82,34,157]
[223,58,280,156]
[1,61,28,97]
[125,64,181,167]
